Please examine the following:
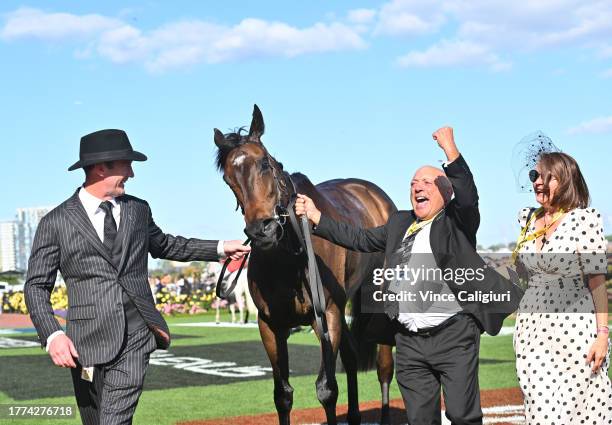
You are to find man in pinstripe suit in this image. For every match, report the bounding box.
[25,129,250,425]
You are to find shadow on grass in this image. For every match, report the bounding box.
[0,341,321,400]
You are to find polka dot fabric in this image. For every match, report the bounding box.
[514,207,612,424]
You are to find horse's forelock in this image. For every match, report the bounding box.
[215,127,249,172]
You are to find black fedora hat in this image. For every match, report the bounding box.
[68,129,147,171]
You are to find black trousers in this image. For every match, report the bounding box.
[394,314,483,425]
[70,325,156,425]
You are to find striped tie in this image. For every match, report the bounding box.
[99,201,117,253]
[385,230,419,320]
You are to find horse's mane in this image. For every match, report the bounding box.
[288,172,313,189]
[215,127,248,172]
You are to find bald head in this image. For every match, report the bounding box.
[414,165,444,178]
[411,165,453,220]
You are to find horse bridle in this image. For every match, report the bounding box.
[216,146,301,298]
[265,148,295,234]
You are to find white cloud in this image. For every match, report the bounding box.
[0,7,121,40]
[396,39,510,70]
[4,3,612,72]
[447,0,612,49]
[209,19,366,61]
[375,0,446,36]
[568,116,612,134]
[0,8,366,72]
[375,0,612,69]
[347,8,377,24]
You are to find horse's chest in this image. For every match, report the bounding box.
[251,279,313,325]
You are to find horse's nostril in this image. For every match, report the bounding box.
[262,219,276,233]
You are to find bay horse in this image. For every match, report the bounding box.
[213,105,396,425]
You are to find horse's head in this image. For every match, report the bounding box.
[214,105,293,252]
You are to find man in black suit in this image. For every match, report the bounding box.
[25,129,250,425]
[295,127,521,425]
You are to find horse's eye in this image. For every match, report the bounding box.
[261,157,270,171]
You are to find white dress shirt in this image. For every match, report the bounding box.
[79,187,122,240]
[396,221,462,332]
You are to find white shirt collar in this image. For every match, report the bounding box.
[78,186,118,216]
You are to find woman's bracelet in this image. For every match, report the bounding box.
[596,326,609,335]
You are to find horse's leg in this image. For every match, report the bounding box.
[259,318,292,425]
[377,344,394,425]
[237,291,245,324]
[245,286,258,322]
[339,320,361,425]
[312,304,341,425]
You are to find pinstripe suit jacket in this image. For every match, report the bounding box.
[25,189,219,365]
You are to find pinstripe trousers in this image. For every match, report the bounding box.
[70,326,157,425]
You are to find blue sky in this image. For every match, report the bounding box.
[1,0,611,248]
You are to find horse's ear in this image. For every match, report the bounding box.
[214,128,231,149]
[248,104,265,143]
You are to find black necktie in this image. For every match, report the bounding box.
[99,200,144,332]
[99,201,117,253]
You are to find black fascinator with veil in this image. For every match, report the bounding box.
[511,131,561,192]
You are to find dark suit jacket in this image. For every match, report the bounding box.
[314,155,522,339]
[25,189,219,365]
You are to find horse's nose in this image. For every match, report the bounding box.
[244,218,279,240]
[244,218,281,251]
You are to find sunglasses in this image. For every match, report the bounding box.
[528,169,540,183]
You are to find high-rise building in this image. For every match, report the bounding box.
[0,221,17,272]
[15,207,53,271]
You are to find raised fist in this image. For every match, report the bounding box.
[432,127,459,162]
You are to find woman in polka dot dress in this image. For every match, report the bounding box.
[513,152,611,424]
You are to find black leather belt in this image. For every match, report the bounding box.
[398,313,467,337]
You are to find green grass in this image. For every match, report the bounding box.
[0,312,609,425]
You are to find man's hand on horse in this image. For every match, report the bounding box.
[295,194,322,225]
[432,126,460,163]
[48,334,79,368]
[223,240,251,261]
